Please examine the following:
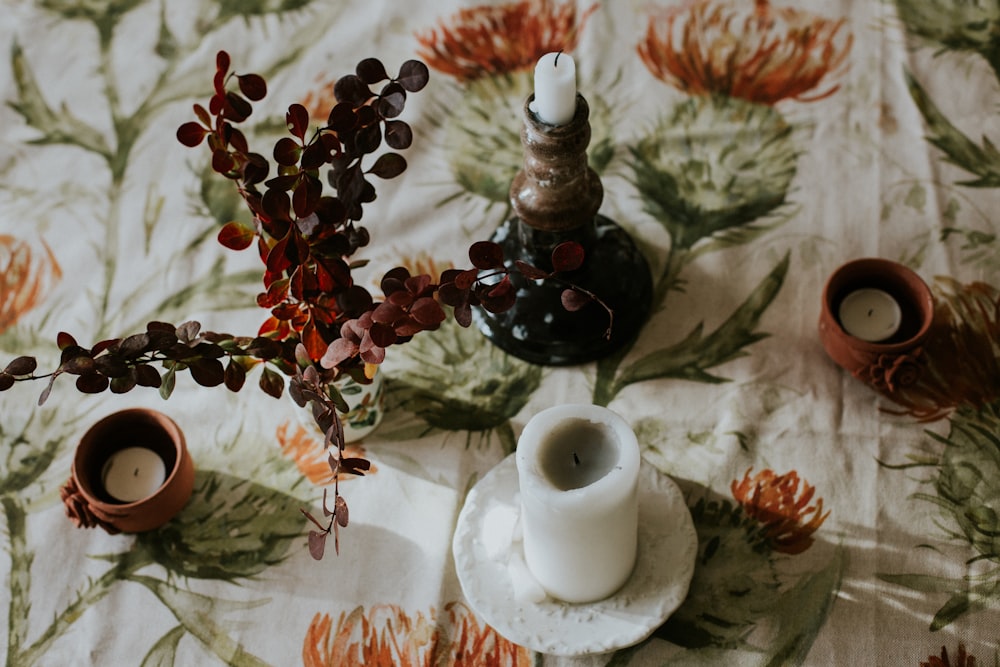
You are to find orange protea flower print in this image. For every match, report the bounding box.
[276,420,375,485]
[303,602,530,667]
[885,278,1000,422]
[921,643,979,667]
[300,74,339,122]
[415,0,598,81]
[731,467,830,554]
[637,0,852,105]
[0,234,61,334]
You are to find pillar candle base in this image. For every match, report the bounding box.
[452,454,697,657]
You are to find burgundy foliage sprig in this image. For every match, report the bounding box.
[0,51,599,559]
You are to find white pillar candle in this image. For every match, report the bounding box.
[838,288,902,342]
[516,404,640,603]
[530,52,577,126]
[101,446,167,502]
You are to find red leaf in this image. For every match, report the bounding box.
[213,70,227,98]
[334,74,370,106]
[481,277,517,313]
[308,530,327,560]
[4,356,37,376]
[454,268,478,290]
[367,153,406,179]
[286,103,310,139]
[224,92,252,123]
[217,221,255,251]
[261,188,292,223]
[257,278,289,308]
[334,495,349,527]
[216,50,231,75]
[356,57,388,84]
[265,236,293,275]
[193,104,212,126]
[410,297,445,327]
[189,358,225,387]
[212,148,235,173]
[176,121,206,147]
[384,120,413,150]
[397,60,429,93]
[273,137,301,166]
[551,241,585,272]
[368,322,397,348]
[300,141,328,170]
[469,241,504,270]
[561,288,592,311]
[57,332,78,350]
[293,174,322,218]
[91,338,120,356]
[259,366,285,398]
[76,373,109,394]
[514,260,549,280]
[238,73,267,101]
[134,365,161,388]
[224,359,246,392]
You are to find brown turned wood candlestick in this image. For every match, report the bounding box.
[475,94,652,365]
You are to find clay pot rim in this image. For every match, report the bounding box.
[821,257,934,352]
[72,407,188,511]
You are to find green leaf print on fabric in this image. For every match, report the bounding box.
[135,470,304,580]
[129,575,271,667]
[620,466,840,665]
[879,404,1000,631]
[384,318,542,453]
[628,96,797,253]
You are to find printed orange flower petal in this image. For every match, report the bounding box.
[732,467,830,554]
[0,235,62,334]
[415,0,597,82]
[637,0,852,105]
[303,602,530,666]
[276,421,376,485]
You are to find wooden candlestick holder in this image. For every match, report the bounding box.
[475,94,652,365]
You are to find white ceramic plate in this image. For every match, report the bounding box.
[452,455,698,656]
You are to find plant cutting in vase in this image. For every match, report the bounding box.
[0,51,599,559]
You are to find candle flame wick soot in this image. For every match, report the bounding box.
[867,308,874,317]
[555,50,564,67]
[573,451,580,466]
[133,468,139,477]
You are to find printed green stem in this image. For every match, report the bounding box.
[16,548,153,666]
[2,495,31,667]
[592,246,690,406]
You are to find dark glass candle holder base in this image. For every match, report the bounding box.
[475,214,652,366]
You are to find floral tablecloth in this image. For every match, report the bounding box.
[3,0,1000,665]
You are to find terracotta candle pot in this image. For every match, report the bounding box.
[61,408,194,534]
[818,258,935,394]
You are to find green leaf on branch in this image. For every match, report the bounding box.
[615,253,790,389]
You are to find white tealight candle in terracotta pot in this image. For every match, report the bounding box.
[101,446,167,502]
[515,404,640,604]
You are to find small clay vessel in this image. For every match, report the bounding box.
[818,258,934,393]
[61,408,194,533]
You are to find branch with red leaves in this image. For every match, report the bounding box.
[0,51,611,560]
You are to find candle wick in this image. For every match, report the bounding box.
[133,468,139,477]
[867,308,874,317]
[554,49,564,67]
[572,451,580,466]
